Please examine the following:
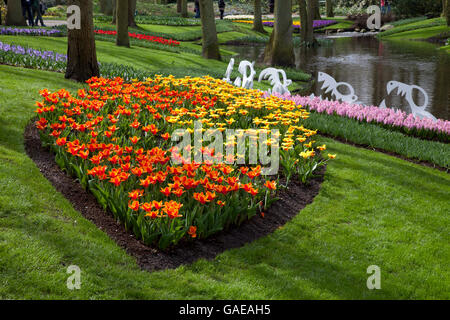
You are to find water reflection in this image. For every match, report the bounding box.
[226,36,450,120]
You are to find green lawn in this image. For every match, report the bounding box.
[379,17,450,42]
[139,24,203,35]
[0,34,309,92]
[1,65,449,299]
[0,35,227,72]
[384,25,449,40]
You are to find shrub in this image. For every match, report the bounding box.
[390,0,442,18]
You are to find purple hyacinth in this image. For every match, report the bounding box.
[0,41,67,62]
[0,27,61,36]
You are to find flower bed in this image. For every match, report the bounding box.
[263,20,337,29]
[275,94,450,142]
[94,29,180,46]
[233,19,337,29]
[0,41,66,72]
[0,26,62,36]
[35,76,332,248]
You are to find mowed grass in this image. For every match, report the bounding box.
[0,65,449,299]
[0,35,227,72]
[379,17,450,41]
[0,34,309,92]
[384,25,449,40]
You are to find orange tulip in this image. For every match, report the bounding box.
[160,186,171,197]
[188,226,197,238]
[130,136,140,144]
[128,200,140,211]
[264,180,277,190]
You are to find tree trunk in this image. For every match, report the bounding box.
[305,0,316,44]
[199,0,221,60]
[181,0,188,18]
[298,0,308,42]
[177,0,182,13]
[128,0,137,27]
[445,0,450,26]
[264,0,295,67]
[117,0,130,47]
[6,0,26,26]
[252,0,266,33]
[100,0,114,15]
[112,0,116,24]
[65,0,100,82]
[313,0,321,19]
[326,0,333,17]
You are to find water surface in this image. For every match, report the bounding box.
[226,36,449,120]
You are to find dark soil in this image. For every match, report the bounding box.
[24,122,325,272]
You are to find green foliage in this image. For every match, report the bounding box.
[390,0,443,18]
[390,16,428,26]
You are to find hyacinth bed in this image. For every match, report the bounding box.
[0,41,66,72]
[275,94,450,142]
[35,76,333,249]
[94,29,180,46]
[0,26,62,37]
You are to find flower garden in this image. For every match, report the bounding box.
[233,19,338,29]
[35,75,333,248]
[94,29,180,46]
[0,0,449,302]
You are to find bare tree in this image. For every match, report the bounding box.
[65,0,100,82]
[117,0,130,47]
[5,0,26,26]
[199,0,221,60]
[264,0,295,66]
[252,0,266,33]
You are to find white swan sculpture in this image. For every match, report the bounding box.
[317,72,358,104]
[379,81,436,121]
[258,68,292,95]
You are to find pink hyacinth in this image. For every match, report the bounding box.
[270,93,450,139]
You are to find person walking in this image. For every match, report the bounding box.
[21,0,34,26]
[385,0,391,14]
[218,0,225,20]
[31,0,45,26]
[194,0,200,18]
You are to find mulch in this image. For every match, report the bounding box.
[24,122,325,272]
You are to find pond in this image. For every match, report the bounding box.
[226,35,450,120]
